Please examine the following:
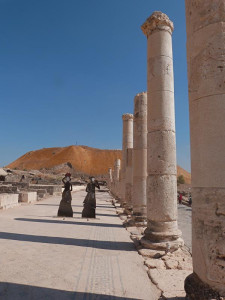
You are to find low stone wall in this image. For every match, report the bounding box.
[29,189,47,199]
[29,185,62,195]
[61,185,86,193]
[5,182,29,189]
[19,192,37,203]
[0,194,19,210]
[0,185,18,193]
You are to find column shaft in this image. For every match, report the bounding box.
[185,1,225,297]
[108,168,113,190]
[132,92,147,224]
[141,11,183,250]
[121,114,133,206]
[113,159,121,198]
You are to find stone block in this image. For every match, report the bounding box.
[0,194,19,210]
[146,175,177,222]
[138,248,165,258]
[147,131,176,175]
[144,258,166,269]
[147,55,174,92]
[148,91,175,132]
[147,29,173,58]
[19,192,37,203]
[189,96,225,188]
[165,259,179,269]
[148,269,192,298]
[0,186,18,193]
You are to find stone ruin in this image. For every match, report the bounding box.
[0,1,224,298]
[0,170,63,210]
[107,4,225,299]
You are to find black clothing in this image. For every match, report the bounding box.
[82,181,100,218]
[57,181,73,217]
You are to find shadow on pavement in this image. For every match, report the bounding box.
[14,218,122,228]
[73,211,117,218]
[0,232,135,251]
[178,206,192,212]
[35,204,83,208]
[96,205,114,209]
[0,282,139,300]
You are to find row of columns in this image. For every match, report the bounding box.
[108,4,225,298]
[109,11,182,250]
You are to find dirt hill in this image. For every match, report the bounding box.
[7,146,122,176]
[177,165,191,184]
[7,145,191,182]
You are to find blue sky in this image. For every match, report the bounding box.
[0,0,190,171]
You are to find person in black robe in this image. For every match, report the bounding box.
[58,173,73,217]
[82,177,100,218]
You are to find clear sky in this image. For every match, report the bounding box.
[0,0,190,171]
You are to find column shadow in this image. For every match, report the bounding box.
[0,282,140,300]
[35,204,83,208]
[73,211,117,218]
[14,218,122,228]
[0,232,135,251]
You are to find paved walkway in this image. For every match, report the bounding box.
[0,189,160,300]
[178,204,192,251]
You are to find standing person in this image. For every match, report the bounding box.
[178,192,183,204]
[82,177,100,218]
[188,193,192,206]
[58,173,73,217]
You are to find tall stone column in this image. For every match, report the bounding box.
[124,148,133,213]
[114,159,121,182]
[108,168,113,190]
[132,92,147,225]
[184,1,225,298]
[141,12,183,250]
[113,159,121,198]
[121,114,133,207]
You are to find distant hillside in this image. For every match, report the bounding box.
[7,145,191,182]
[7,145,122,176]
[177,165,191,184]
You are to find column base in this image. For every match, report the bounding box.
[131,213,147,227]
[140,220,184,250]
[140,236,184,251]
[185,273,223,300]
[123,205,133,215]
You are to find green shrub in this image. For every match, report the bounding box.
[177,175,185,184]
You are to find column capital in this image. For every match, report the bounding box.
[135,91,147,97]
[141,11,174,37]
[122,113,133,121]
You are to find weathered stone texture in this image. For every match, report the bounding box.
[185,0,225,297]
[19,192,37,203]
[0,194,19,210]
[141,11,182,250]
[121,114,133,204]
[125,148,133,211]
[132,92,147,222]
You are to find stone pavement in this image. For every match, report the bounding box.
[0,189,160,300]
[178,204,192,252]
[177,206,194,298]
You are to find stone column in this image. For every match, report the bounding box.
[132,92,147,225]
[184,1,225,298]
[121,114,133,207]
[124,148,133,213]
[114,159,121,182]
[113,159,121,198]
[141,12,183,250]
[108,168,113,190]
